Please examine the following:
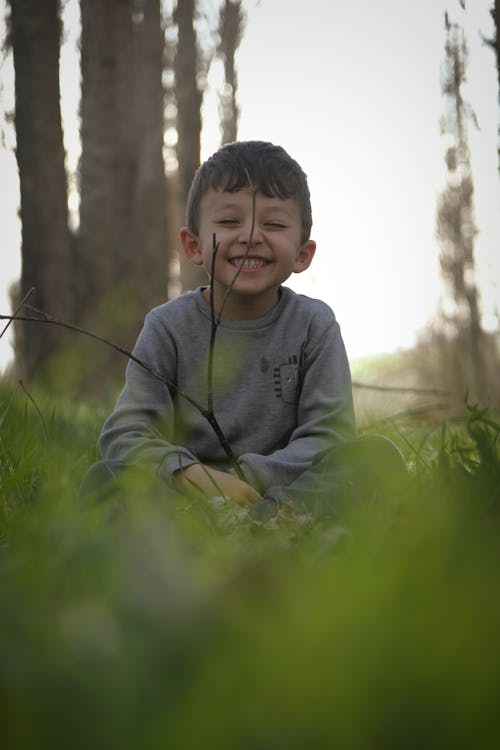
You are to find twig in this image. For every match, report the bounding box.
[205,233,247,479]
[0,286,35,340]
[362,402,450,430]
[207,232,219,415]
[204,170,258,483]
[216,169,256,324]
[352,380,449,397]
[0,307,243,473]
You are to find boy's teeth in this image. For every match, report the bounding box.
[231,257,265,269]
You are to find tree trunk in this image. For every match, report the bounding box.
[77,0,169,392]
[437,14,486,401]
[9,0,73,380]
[490,0,500,173]
[173,0,206,291]
[78,0,137,335]
[132,0,170,308]
[218,0,245,146]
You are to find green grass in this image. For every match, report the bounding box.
[1,382,499,749]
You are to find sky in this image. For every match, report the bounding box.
[1,0,499,372]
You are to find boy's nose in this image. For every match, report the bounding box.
[238,222,262,246]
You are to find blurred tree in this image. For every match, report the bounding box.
[172,0,246,291]
[7,0,74,379]
[5,0,246,390]
[131,0,170,311]
[217,0,245,145]
[436,12,486,400]
[173,0,202,212]
[78,0,168,333]
[486,0,500,172]
[172,0,206,292]
[76,0,169,390]
[78,0,135,329]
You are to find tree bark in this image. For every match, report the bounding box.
[173,0,206,291]
[437,14,485,401]
[77,0,169,392]
[490,0,500,173]
[78,0,137,332]
[218,0,245,146]
[132,0,170,309]
[8,0,73,379]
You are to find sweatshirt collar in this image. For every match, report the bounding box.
[193,286,291,330]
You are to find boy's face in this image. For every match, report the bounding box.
[180,188,316,319]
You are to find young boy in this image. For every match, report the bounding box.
[95,141,358,516]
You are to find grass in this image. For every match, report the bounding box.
[1,380,500,749]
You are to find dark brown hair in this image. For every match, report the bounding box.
[186,141,312,243]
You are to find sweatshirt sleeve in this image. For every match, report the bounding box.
[98,309,199,486]
[237,314,356,494]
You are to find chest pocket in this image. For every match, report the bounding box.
[274,362,299,404]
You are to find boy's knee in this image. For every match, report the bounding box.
[262,435,408,520]
[314,434,408,499]
[352,435,407,479]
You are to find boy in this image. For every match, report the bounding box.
[95,141,358,516]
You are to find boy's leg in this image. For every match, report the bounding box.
[78,459,126,499]
[250,435,408,522]
[78,459,191,510]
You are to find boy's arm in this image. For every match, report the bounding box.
[236,317,356,493]
[98,310,199,486]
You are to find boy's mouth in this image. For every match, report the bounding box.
[229,256,270,271]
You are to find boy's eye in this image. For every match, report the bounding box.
[265,222,287,229]
[217,218,239,225]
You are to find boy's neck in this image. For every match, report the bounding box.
[202,286,281,320]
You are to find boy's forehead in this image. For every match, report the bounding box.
[201,187,297,214]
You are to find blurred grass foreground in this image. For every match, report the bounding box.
[1,380,500,750]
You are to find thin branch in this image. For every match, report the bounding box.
[216,168,256,324]
[0,286,34,340]
[0,308,243,473]
[204,170,258,483]
[207,232,219,415]
[363,402,450,430]
[205,233,247,480]
[352,381,449,397]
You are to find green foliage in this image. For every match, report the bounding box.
[1,384,499,749]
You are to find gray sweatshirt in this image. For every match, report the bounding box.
[99,286,356,494]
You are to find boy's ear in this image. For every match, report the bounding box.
[293,240,316,274]
[179,227,203,266]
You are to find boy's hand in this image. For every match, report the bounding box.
[174,464,262,505]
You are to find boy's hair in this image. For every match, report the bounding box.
[186,141,312,243]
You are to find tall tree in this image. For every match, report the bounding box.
[459,1,500,171]
[217,0,245,145]
[172,0,206,291]
[77,0,169,389]
[78,0,137,332]
[171,0,246,291]
[487,0,500,172]
[436,12,485,399]
[131,0,170,311]
[8,0,73,379]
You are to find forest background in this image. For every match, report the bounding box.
[1,3,500,747]
[0,0,499,413]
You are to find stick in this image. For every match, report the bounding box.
[0,308,243,474]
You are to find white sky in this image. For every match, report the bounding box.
[1,0,499,371]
